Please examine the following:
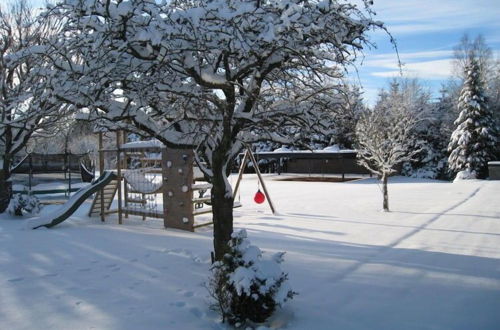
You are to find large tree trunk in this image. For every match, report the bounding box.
[0,155,12,213]
[211,161,234,261]
[382,172,389,212]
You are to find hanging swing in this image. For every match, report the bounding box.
[253,153,265,204]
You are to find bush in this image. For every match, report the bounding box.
[7,193,42,216]
[208,229,296,326]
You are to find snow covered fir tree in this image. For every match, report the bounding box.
[447,59,497,179]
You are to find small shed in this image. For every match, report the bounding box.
[249,149,370,178]
[488,161,500,180]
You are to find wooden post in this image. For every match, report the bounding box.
[245,145,276,214]
[28,154,32,193]
[68,154,72,197]
[99,132,105,222]
[116,131,123,225]
[232,150,249,199]
[123,151,129,218]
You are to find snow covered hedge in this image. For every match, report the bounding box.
[208,229,296,326]
[7,193,42,217]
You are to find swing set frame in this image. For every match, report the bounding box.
[233,144,276,214]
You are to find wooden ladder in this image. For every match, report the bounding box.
[88,178,119,217]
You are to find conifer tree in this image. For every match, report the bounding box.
[448,59,497,179]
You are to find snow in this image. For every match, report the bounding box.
[454,169,477,181]
[120,140,164,149]
[268,147,356,155]
[322,145,356,153]
[13,182,89,192]
[1,175,500,329]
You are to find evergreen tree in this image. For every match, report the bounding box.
[448,59,497,179]
[329,85,365,149]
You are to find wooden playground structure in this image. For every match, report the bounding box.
[88,131,210,231]
[88,131,274,232]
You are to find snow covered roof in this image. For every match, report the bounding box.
[120,139,164,150]
[272,145,356,154]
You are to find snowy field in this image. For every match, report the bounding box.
[1,174,499,330]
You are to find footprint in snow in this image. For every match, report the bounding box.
[165,248,204,264]
[41,273,58,278]
[7,277,24,282]
[128,280,143,289]
[189,307,204,318]
[173,301,186,307]
[183,291,194,298]
[78,268,91,272]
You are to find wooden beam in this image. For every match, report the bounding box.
[233,149,249,199]
[99,132,105,222]
[116,131,123,225]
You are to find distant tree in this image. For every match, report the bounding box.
[453,34,494,83]
[355,99,420,211]
[329,85,365,149]
[488,60,500,157]
[453,33,500,154]
[255,83,362,152]
[390,79,447,179]
[425,86,458,179]
[448,59,497,179]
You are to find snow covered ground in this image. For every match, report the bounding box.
[1,175,499,329]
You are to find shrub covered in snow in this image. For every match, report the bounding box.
[208,229,296,326]
[7,193,42,217]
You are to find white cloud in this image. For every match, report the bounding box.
[361,50,454,80]
[371,59,453,80]
[372,0,500,35]
[364,50,452,67]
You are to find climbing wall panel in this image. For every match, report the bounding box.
[161,148,194,231]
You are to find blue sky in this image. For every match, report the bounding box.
[355,0,500,106]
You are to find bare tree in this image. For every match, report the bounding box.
[453,34,494,83]
[0,0,67,211]
[355,102,421,211]
[40,0,384,259]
